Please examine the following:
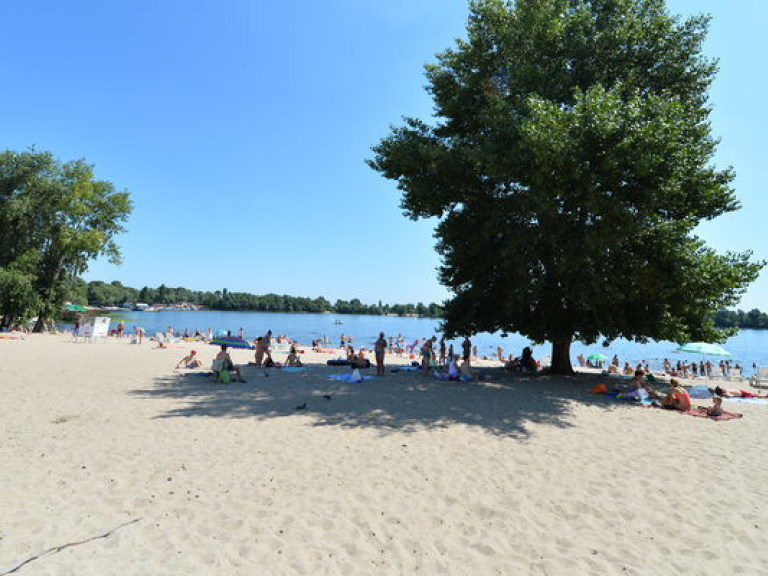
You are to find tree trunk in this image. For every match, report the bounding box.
[549,337,575,375]
[33,254,65,333]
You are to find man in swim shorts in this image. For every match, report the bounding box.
[713,385,768,399]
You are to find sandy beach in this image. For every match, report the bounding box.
[1,334,767,575]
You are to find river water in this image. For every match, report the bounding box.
[93,310,768,371]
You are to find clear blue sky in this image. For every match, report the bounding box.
[1,0,765,309]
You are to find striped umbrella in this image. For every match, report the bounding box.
[209,336,253,349]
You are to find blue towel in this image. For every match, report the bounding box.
[328,373,377,383]
[723,397,768,405]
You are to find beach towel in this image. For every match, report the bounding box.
[721,397,768,405]
[682,407,743,421]
[390,366,420,373]
[327,372,377,383]
[435,371,474,382]
[604,391,655,405]
[688,386,712,399]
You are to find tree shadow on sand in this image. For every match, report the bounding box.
[130,364,628,439]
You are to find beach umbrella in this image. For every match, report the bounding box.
[587,353,607,362]
[63,303,86,312]
[675,342,730,383]
[675,342,730,356]
[209,336,253,349]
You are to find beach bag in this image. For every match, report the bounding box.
[219,368,231,384]
[591,383,607,394]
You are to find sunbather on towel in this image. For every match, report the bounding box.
[712,385,768,399]
[660,379,691,410]
[704,396,724,417]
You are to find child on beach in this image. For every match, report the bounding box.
[705,396,724,417]
[175,350,203,369]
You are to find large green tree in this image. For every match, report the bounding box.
[0,150,132,330]
[369,0,762,373]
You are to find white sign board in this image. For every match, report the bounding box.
[81,317,110,339]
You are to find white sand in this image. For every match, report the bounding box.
[1,334,767,575]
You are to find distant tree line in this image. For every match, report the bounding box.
[60,279,768,326]
[713,309,768,330]
[70,279,445,318]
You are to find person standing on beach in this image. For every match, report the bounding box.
[262,330,274,365]
[421,336,437,373]
[461,337,471,360]
[253,337,265,367]
[374,332,387,376]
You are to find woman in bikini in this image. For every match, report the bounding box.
[661,379,691,410]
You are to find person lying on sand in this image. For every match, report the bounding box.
[712,385,768,399]
[175,349,203,369]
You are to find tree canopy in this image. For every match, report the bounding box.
[0,149,132,330]
[368,0,762,373]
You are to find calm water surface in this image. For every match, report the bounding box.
[92,310,768,370]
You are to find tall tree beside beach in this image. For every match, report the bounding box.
[0,149,132,330]
[368,0,763,374]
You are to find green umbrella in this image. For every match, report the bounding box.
[587,353,608,362]
[63,303,86,312]
[675,342,730,356]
